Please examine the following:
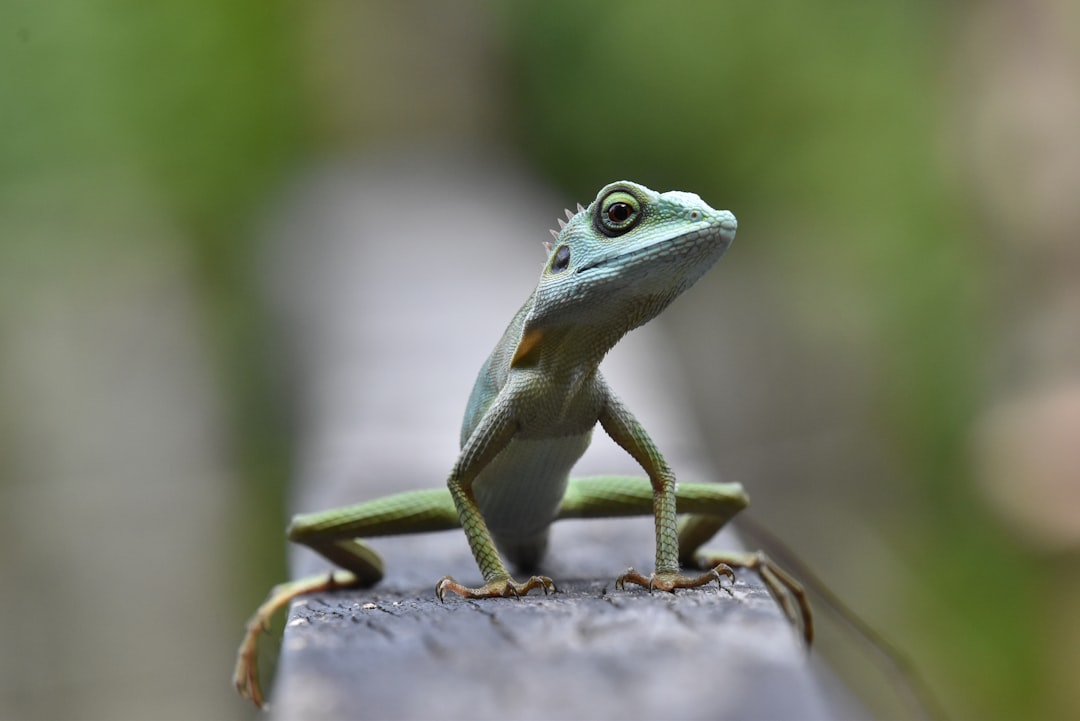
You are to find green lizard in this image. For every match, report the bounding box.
[234,180,811,708]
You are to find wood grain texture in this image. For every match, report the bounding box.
[269,525,847,721]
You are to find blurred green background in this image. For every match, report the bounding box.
[2,1,1079,719]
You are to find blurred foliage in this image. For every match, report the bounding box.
[0,1,300,218]
[0,1,308,716]
[0,2,302,708]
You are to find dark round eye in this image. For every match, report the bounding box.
[607,202,632,224]
[550,244,571,273]
[595,188,642,237]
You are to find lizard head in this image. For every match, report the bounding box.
[524,180,737,344]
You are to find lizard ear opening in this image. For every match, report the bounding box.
[510,327,544,368]
[548,245,571,274]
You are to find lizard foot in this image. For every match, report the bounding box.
[615,564,735,593]
[695,550,813,645]
[435,574,556,601]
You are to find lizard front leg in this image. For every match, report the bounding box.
[556,475,812,645]
[597,394,735,593]
[436,397,556,600]
[436,468,556,600]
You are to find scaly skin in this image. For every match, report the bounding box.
[234,182,811,707]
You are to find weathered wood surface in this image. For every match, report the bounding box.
[272,582,831,720]
[268,519,852,720]
[259,156,861,720]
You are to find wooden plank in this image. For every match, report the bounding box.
[270,578,836,721]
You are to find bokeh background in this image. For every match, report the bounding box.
[2,2,1079,719]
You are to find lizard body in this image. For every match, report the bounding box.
[234,181,810,707]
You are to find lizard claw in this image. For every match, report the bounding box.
[435,574,556,601]
[615,564,734,593]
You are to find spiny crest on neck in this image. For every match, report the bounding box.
[543,203,587,253]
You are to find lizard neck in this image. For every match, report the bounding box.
[516,322,622,379]
[510,286,681,376]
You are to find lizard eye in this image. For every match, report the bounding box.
[549,244,571,274]
[596,189,642,237]
[607,202,632,223]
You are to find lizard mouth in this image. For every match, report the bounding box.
[576,228,729,274]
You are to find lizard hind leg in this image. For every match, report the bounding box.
[693,548,813,645]
[233,570,363,708]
